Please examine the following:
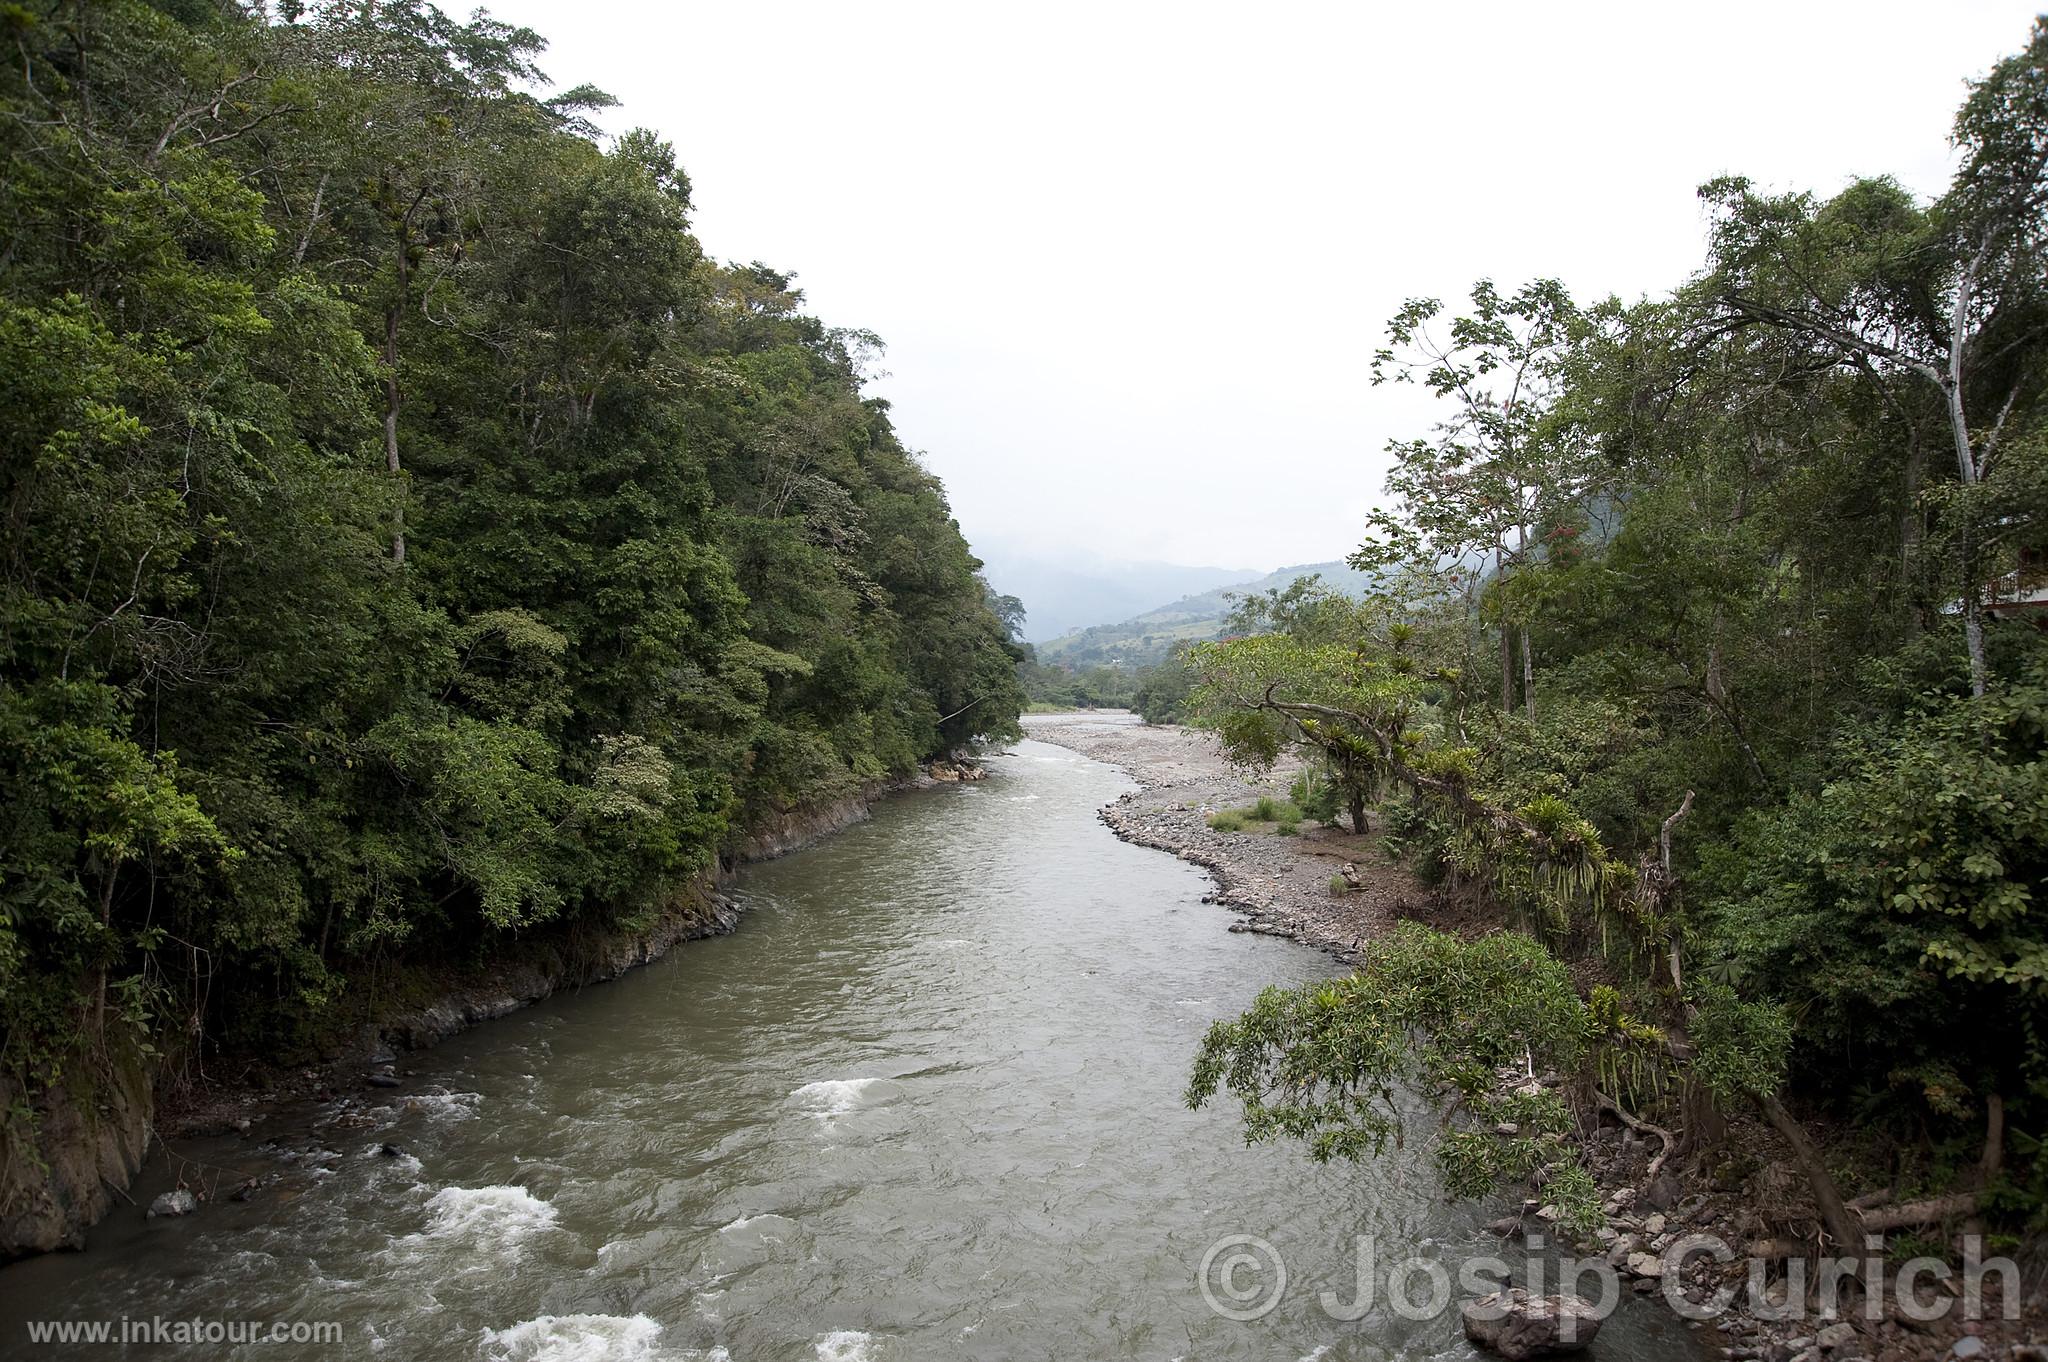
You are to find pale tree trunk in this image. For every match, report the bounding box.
[293,171,328,266]
[1515,524,1534,720]
[1942,244,1989,698]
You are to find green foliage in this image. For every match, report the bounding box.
[1289,767,1344,824]
[1190,18,2048,1225]
[1684,980,1792,1105]
[1705,661,2048,1114]
[0,0,1023,1096]
[1188,925,1598,1220]
[1207,798,1304,835]
[1132,653,1194,724]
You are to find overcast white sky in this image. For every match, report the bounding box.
[486,1,2039,572]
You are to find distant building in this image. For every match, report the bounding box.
[1986,546,2048,626]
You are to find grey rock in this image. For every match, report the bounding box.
[1815,1323,1855,1350]
[147,1188,197,1218]
[1643,1170,1683,1211]
[1947,1339,1985,1360]
[1461,1288,1603,1359]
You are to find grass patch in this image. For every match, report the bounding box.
[1209,798,1305,836]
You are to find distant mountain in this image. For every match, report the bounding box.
[1037,561,1376,669]
[975,550,1257,643]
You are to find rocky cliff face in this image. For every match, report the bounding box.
[377,883,745,1052]
[0,1040,152,1257]
[734,776,910,861]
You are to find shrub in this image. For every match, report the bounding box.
[1207,810,1245,832]
[1289,768,1343,823]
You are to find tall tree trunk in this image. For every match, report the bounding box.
[1981,1092,2006,1183]
[383,300,405,566]
[92,866,116,1046]
[293,170,328,266]
[1757,1092,1862,1262]
[1519,625,1535,722]
[1943,247,1989,698]
[1961,591,1987,698]
[1901,423,1925,619]
[1500,619,1514,714]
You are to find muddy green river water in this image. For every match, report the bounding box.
[1,732,1708,1361]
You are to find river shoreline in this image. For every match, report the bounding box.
[1021,712,2035,1362]
[5,766,969,1263]
[1021,711,1417,961]
[160,770,952,1139]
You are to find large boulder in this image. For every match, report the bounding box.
[1461,1288,1604,1359]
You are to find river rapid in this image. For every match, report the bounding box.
[2,733,1708,1361]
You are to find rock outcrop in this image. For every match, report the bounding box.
[1460,1288,1604,1359]
[0,1042,152,1258]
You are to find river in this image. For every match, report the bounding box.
[2,734,1708,1360]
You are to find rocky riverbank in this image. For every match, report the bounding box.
[4,760,978,1261]
[159,766,970,1137]
[1021,712,1418,959]
[1023,712,2041,1362]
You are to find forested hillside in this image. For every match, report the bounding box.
[1037,561,1376,669]
[1187,25,2048,1239]
[0,0,1023,1118]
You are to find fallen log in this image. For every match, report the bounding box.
[1856,1193,1980,1231]
[1746,1194,1984,1257]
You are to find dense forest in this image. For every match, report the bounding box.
[1187,25,2048,1240]
[0,0,1023,1128]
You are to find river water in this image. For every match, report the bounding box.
[3,733,1708,1361]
